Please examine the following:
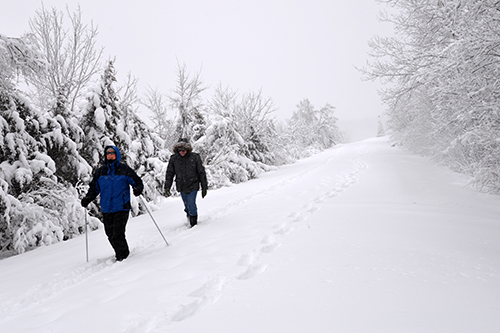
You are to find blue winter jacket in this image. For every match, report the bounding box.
[84,145,143,213]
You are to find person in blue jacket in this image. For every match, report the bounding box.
[81,145,143,261]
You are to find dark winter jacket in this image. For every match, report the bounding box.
[84,145,143,213]
[164,141,208,194]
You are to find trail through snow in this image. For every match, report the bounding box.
[1,137,499,332]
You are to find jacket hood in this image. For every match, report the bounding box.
[173,141,193,154]
[104,145,122,165]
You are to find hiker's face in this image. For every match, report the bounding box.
[106,151,116,161]
[179,149,187,156]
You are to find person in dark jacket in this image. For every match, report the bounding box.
[81,145,143,261]
[164,138,208,227]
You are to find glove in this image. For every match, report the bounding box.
[164,188,171,197]
[201,189,207,198]
[81,197,91,208]
[133,187,142,196]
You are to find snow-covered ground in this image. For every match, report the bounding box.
[1,137,499,333]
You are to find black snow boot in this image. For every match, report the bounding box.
[189,215,198,228]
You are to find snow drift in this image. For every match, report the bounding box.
[0,137,499,332]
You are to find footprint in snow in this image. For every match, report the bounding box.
[237,263,268,280]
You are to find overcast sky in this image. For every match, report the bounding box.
[1,0,393,141]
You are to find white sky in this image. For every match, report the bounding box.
[1,0,394,140]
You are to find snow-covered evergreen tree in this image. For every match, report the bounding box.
[80,60,129,168]
[0,90,97,254]
[122,105,168,203]
[44,86,92,186]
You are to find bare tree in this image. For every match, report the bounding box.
[27,4,103,112]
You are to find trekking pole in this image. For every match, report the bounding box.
[85,208,89,262]
[139,195,169,246]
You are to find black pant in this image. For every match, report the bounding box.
[102,210,130,260]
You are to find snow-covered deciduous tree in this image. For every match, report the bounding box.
[142,85,176,146]
[365,0,500,192]
[170,63,207,142]
[198,85,249,186]
[0,33,46,94]
[196,85,277,188]
[27,4,103,112]
[377,116,386,137]
[284,99,343,159]
[315,103,342,149]
[236,90,278,165]
[288,99,319,151]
